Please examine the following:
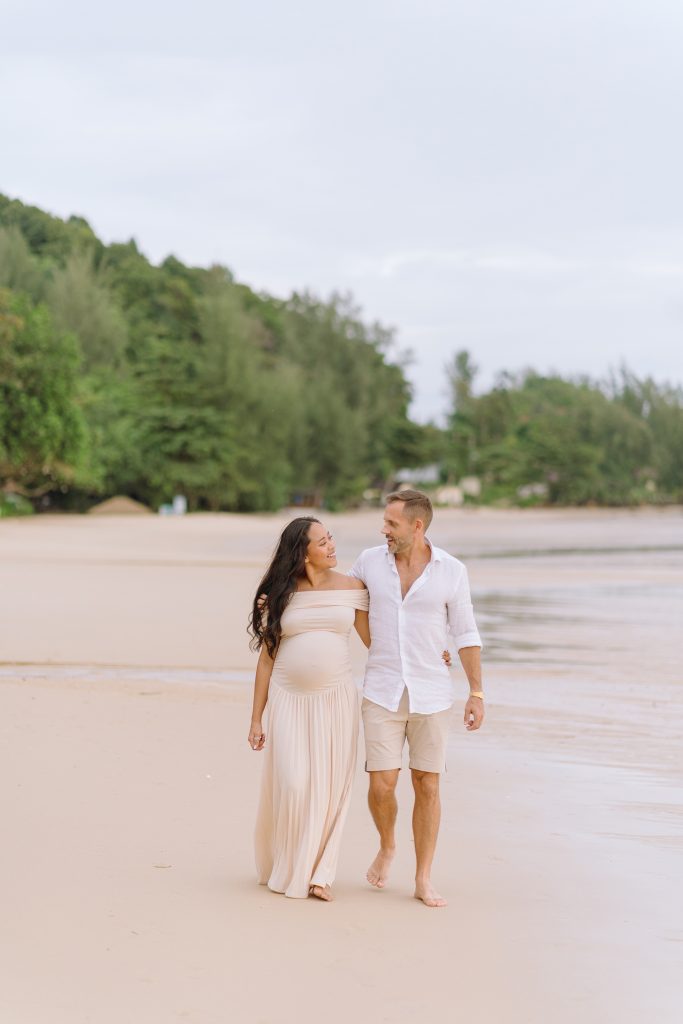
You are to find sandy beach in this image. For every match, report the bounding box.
[1,507,682,1023]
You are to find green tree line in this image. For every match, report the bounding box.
[0,194,430,511]
[1,194,682,512]
[442,351,683,505]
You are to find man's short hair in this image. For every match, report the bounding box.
[385,489,433,531]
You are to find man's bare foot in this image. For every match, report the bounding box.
[414,881,447,907]
[309,884,334,901]
[366,848,395,888]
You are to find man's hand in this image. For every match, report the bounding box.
[464,696,484,731]
[442,649,452,667]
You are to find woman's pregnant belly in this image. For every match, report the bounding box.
[272,630,353,694]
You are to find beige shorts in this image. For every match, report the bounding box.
[361,688,453,774]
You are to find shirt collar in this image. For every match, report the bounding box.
[427,539,443,562]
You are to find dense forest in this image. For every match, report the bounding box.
[1,194,682,514]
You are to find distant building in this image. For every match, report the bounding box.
[392,464,441,489]
[434,486,464,507]
[516,482,549,500]
[459,476,482,498]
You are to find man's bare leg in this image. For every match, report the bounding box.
[411,769,447,907]
[366,769,399,887]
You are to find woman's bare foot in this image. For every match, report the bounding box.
[414,881,447,907]
[309,884,334,901]
[366,847,395,888]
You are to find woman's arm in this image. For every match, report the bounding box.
[354,609,370,649]
[248,646,274,750]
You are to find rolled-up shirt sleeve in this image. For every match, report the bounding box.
[348,550,366,583]
[447,565,482,650]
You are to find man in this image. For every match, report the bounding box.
[350,489,484,908]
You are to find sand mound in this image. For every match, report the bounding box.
[88,495,153,516]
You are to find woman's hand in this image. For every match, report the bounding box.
[442,649,452,667]
[248,720,266,751]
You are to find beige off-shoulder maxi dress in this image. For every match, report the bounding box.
[255,588,369,898]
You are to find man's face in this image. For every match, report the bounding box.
[382,501,415,555]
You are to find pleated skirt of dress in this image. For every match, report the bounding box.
[254,676,359,898]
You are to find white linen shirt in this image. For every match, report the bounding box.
[349,542,482,714]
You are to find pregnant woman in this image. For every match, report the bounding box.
[248,516,370,901]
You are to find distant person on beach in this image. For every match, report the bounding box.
[248,517,370,901]
[349,490,484,907]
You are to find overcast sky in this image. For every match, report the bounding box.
[3,0,682,421]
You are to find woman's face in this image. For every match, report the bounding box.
[306,521,337,570]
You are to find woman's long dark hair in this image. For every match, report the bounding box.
[248,516,320,657]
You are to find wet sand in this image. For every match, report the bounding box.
[1,507,682,1023]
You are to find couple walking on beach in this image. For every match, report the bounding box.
[248,490,483,907]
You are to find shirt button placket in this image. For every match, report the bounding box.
[398,602,407,706]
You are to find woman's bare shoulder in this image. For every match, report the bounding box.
[330,572,367,591]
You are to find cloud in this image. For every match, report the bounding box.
[372,248,577,278]
[3,0,683,424]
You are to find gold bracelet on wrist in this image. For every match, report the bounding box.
[469,690,484,700]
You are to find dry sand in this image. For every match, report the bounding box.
[1,507,682,1023]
